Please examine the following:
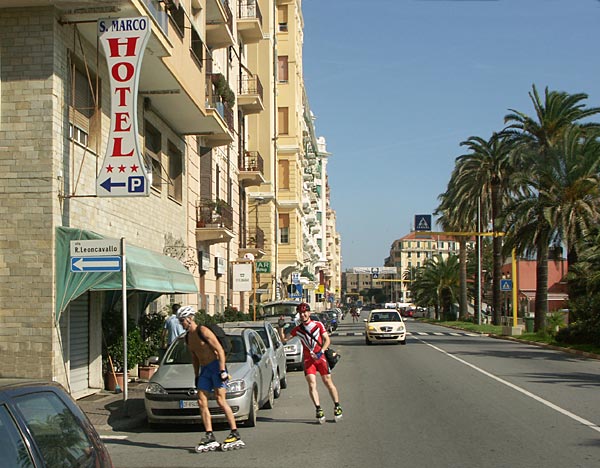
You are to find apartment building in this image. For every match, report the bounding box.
[0,0,340,395]
[385,231,474,303]
[0,0,267,396]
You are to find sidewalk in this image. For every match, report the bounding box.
[78,380,148,432]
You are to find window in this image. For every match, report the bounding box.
[277,5,288,32]
[190,26,204,67]
[278,107,289,135]
[0,405,34,467]
[144,121,162,191]
[170,3,185,37]
[15,392,95,468]
[278,159,289,189]
[168,140,182,202]
[278,56,289,82]
[279,213,289,244]
[69,62,100,149]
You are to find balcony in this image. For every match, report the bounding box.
[237,0,264,44]
[206,0,235,48]
[240,226,266,258]
[200,96,234,147]
[196,199,235,244]
[238,73,264,114]
[56,1,210,135]
[238,151,265,187]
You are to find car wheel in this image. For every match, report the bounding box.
[400,339,407,345]
[244,390,258,427]
[365,336,372,345]
[280,371,288,389]
[274,370,282,399]
[263,377,275,409]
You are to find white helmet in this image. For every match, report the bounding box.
[176,305,196,319]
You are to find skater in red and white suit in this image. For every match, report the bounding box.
[281,302,343,422]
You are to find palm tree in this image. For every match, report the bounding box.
[413,254,460,321]
[444,133,514,325]
[504,85,600,331]
[435,200,471,320]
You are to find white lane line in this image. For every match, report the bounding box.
[100,435,129,440]
[415,337,600,435]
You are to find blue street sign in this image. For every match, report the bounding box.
[500,279,512,291]
[415,214,432,232]
[71,256,122,272]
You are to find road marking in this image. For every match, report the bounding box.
[415,337,600,435]
[100,435,128,440]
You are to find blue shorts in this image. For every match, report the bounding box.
[196,360,227,392]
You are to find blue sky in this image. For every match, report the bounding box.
[301,0,600,270]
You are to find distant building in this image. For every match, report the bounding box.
[385,231,475,303]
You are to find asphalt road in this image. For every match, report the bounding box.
[101,317,600,468]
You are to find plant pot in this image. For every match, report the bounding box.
[105,371,126,392]
[138,366,157,380]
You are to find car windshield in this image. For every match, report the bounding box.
[262,303,299,317]
[370,312,401,322]
[164,335,247,364]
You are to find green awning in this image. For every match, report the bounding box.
[56,227,197,320]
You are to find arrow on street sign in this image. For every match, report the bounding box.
[71,256,122,272]
[99,178,127,192]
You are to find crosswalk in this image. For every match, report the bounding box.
[334,331,483,337]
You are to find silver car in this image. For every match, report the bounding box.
[223,321,287,397]
[145,327,276,427]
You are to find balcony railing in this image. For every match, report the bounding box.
[239,150,264,173]
[196,198,233,230]
[239,73,263,101]
[238,0,262,26]
[206,95,234,132]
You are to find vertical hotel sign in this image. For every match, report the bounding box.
[97,17,150,197]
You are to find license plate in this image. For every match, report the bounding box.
[180,400,199,409]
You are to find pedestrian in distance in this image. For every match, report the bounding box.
[279,302,343,424]
[176,306,244,452]
[161,303,184,350]
[351,306,359,323]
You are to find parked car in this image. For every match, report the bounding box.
[312,313,333,333]
[0,378,113,467]
[364,309,407,345]
[222,321,287,397]
[145,328,276,427]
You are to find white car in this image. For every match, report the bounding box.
[145,328,276,427]
[364,309,407,345]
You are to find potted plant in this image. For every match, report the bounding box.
[137,310,165,380]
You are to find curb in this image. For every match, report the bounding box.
[489,333,600,361]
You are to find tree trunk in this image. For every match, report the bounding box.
[491,183,503,326]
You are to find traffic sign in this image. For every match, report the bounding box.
[415,214,432,231]
[70,239,121,257]
[500,279,512,291]
[71,256,122,272]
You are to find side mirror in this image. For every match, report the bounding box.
[363,318,368,323]
[148,356,160,365]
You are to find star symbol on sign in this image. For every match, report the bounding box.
[106,165,114,173]
[130,164,139,172]
[118,165,126,173]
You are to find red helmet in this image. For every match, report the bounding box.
[296,302,311,313]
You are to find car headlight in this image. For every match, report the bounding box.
[145,383,168,395]
[226,379,247,398]
[397,325,405,332]
[285,343,299,353]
